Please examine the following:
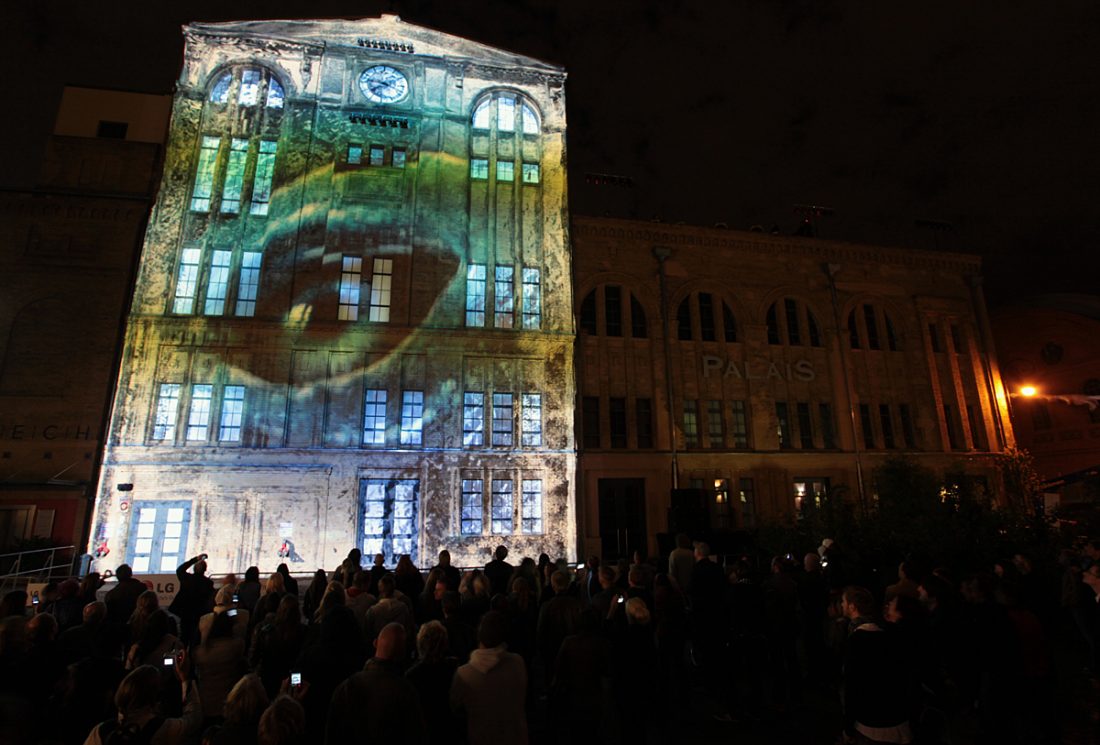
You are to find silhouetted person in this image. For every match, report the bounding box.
[485,546,514,598]
[170,554,215,645]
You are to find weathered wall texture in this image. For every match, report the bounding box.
[91,16,576,573]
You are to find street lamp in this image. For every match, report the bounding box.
[1019,385,1038,398]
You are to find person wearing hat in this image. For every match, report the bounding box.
[196,584,250,645]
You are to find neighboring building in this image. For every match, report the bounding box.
[991,295,1100,491]
[571,217,1016,559]
[90,17,574,573]
[0,87,168,553]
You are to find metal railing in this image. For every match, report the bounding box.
[0,545,78,593]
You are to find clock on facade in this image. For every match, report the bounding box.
[358,65,409,103]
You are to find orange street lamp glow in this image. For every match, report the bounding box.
[1020,385,1038,397]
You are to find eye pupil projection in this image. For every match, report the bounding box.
[359,65,409,103]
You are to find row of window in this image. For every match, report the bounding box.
[173,248,262,316]
[347,144,407,168]
[191,136,278,216]
[460,477,542,536]
[470,159,540,184]
[465,265,541,329]
[472,94,540,135]
[151,384,543,449]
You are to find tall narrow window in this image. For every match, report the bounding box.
[392,148,407,169]
[461,480,484,535]
[190,136,220,211]
[944,404,963,449]
[604,285,623,337]
[863,305,881,349]
[880,404,896,449]
[466,265,486,327]
[362,389,387,446]
[152,384,181,441]
[819,403,836,449]
[186,384,214,441]
[928,323,942,353]
[797,402,814,449]
[369,145,385,166]
[492,393,514,446]
[521,393,542,447]
[739,477,756,528]
[204,250,232,315]
[966,404,984,449]
[219,385,245,442]
[463,392,484,447]
[235,252,262,317]
[808,311,822,347]
[498,97,515,132]
[347,145,363,164]
[785,299,802,346]
[631,295,648,338]
[522,268,541,329]
[766,304,781,345]
[220,138,249,214]
[472,100,491,130]
[495,266,514,328]
[338,256,362,321]
[636,398,653,449]
[677,299,692,340]
[238,69,261,106]
[522,480,543,534]
[496,161,515,182]
[707,400,724,448]
[699,293,716,341]
[250,140,277,216]
[859,404,876,449]
[722,303,737,342]
[470,159,489,179]
[730,401,749,448]
[899,404,916,448]
[849,311,861,349]
[885,315,898,351]
[579,291,597,335]
[521,102,539,134]
[400,391,423,446]
[683,400,699,448]
[172,248,202,314]
[776,402,791,449]
[522,163,540,183]
[491,479,513,534]
[582,396,601,448]
[609,397,627,448]
[368,258,393,322]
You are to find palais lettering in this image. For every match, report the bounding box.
[701,355,815,382]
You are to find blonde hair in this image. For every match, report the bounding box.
[223,673,270,725]
[265,572,285,595]
[625,597,651,625]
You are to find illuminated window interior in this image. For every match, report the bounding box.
[186,384,214,441]
[400,390,424,446]
[235,252,262,317]
[491,479,513,534]
[492,393,514,447]
[152,383,181,441]
[338,256,362,321]
[494,265,514,328]
[463,392,485,447]
[172,248,202,314]
[522,268,541,329]
[461,480,484,535]
[521,479,542,534]
[362,389,387,446]
[219,386,245,442]
[368,258,393,322]
[465,264,486,326]
[521,393,542,447]
[204,250,232,316]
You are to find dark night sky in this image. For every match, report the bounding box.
[8,1,1100,304]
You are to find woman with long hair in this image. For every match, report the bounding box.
[194,609,247,724]
[250,594,305,699]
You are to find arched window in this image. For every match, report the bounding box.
[848,303,899,351]
[677,292,737,342]
[766,298,822,347]
[469,91,542,187]
[578,285,648,338]
[472,94,539,134]
[209,67,284,109]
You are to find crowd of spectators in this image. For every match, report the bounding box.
[0,535,1093,744]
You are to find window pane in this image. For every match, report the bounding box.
[880,404,897,449]
[631,295,647,339]
[521,480,542,534]
[785,298,801,346]
[172,248,202,314]
[863,305,881,350]
[683,400,699,448]
[495,266,514,328]
[463,392,484,447]
[186,384,213,441]
[522,268,541,329]
[496,161,514,182]
[238,69,261,106]
[636,398,653,449]
[153,383,181,441]
[766,303,781,345]
[491,480,513,534]
[707,400,723,448]
[859,404,876,449]
[797,402,814,449]
[498,97,515,132]
[722,303,736,342]
[220,138,249,214]
[461,480,484,535]
[265,76,284,109]
[677,299,692,340]
[808,310,822,347]
[219,385,245,442]
[604,286,622,337]
[492,393,513,447]
[369,145,385,166]
[522,163,540,184]
[521,102,539,134]
[699,293,715,341]
[392,148,406,169]
[250,140,277,216]
[190,136,220,212]
[609,397,627,449]
[472,99,491,130]
[338,255,362,321]
[730,400,749,449]
[470,158,489,180]
[362,389,387,445]
[819,403,836,449]
[368,258,392,322]
[204,250,232,316]
[235,252,262,316]
[210,73,231,103]
[400,390,423,446]
[521,393,542,447]
[776,402,791,449]
[466,264,486,326]
[347,145,363,164]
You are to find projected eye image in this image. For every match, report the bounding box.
[91,18,575,574]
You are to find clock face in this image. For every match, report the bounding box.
[358,65,409,104]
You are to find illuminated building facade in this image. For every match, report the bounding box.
[90,17,575,572]
[571,217,1016,559]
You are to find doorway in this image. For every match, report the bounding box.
[598,478,647,560]
[358,478,419,567]
[127,501,193,573]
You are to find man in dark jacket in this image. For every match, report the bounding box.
[537,571,584,688]
[841,586,913,744]
[484,546,514,598]
[169,554,214,645]
[325,622,425,744]
[104,564,146,628]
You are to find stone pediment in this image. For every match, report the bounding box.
[185,15,563,75]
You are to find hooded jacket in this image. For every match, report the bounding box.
[450,645,527,745]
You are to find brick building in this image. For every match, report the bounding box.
[571,217,1016,559]
[89,17,575,573]
[0,87,168,553]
